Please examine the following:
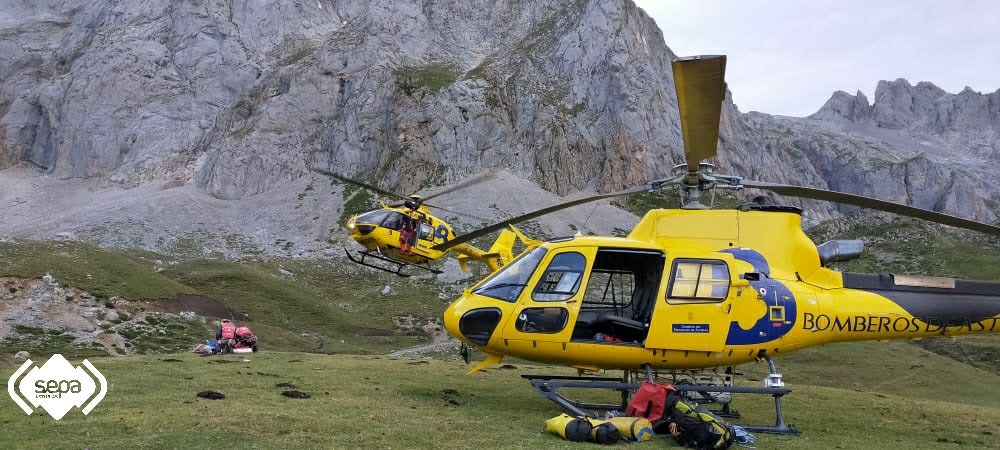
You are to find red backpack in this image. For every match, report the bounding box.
[625,381,676,424]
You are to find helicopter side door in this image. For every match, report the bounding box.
[500,247,596,352]
[644,254,739,352]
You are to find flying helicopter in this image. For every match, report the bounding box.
[314,169,528,277]
[433,55,1000,434]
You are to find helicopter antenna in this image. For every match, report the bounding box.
[579,202,600,235]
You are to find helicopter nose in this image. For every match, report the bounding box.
[444,297,502,346]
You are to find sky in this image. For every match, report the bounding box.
[633,0,1000,117]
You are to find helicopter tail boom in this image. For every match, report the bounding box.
[455,225,539,272]
[818,273,1000,343]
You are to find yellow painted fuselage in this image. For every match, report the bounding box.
[346,205,516,272]
[347,205,451,263]
[443,208,1000,372]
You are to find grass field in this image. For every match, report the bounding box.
[2,216,1000,448]
[1,347,998,449]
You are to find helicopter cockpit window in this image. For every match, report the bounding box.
[354,210,390,225]
[532,252,586,302]
[515,307,569,334]
[472,247,548,303]
[418,223,433,240]
[667,259,730,303]
[381,212,404,230]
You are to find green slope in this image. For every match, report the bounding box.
[0,240,449,356]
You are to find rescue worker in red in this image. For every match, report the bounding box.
[399,214,416,254]
[234,325,258,352]
[216,319,237,353]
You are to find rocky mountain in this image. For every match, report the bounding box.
[1,0,997,256]
[803,80,998,220]
[734,80,1000,223]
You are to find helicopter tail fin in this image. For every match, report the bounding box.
[479,225,540,272]
[486,228,517,266]
[506,224,540,249]
[457,230,515,272]
[455,225,540,272]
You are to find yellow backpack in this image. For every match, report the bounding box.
[545,413,592,442]
[545,414,623,444]
[583,417,622,445]
[606,416,654,442]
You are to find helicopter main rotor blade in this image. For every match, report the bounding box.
[742,180,1000,236]
[422,202,493,223]
[432,184,654,251]
[419,172,497,203]
[311,168,409,201]
[673,55,727,174]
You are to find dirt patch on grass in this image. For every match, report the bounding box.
[281,390,310,399]
[154,294,247,320]
[354,327,422,337]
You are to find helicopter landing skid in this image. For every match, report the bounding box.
[524,365,799,435]
[343,248,442,277]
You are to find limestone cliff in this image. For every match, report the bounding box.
[1,0,997,254]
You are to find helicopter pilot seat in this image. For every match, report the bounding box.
[592,312,647,333]
[587,269,659,343]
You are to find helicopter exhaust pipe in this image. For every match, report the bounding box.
[816,240,864,265]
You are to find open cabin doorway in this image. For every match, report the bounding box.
[570,248,666,345]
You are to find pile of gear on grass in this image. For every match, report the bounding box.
[192,319,258,355]
[545,380,754,449]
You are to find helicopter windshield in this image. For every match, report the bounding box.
[355,210,390,225]
[472,246,548,302]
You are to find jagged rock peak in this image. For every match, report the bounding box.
[873,78,1000,131]
[811,78,1000,133]
[809,89,871,122]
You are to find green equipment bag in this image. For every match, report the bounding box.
[667,395,735,450]
[583,417,622,445]
[545,413,592,442]
[606,416,654,442]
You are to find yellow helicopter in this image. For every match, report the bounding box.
[314,169,528,277]
[433,55,1000,434]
